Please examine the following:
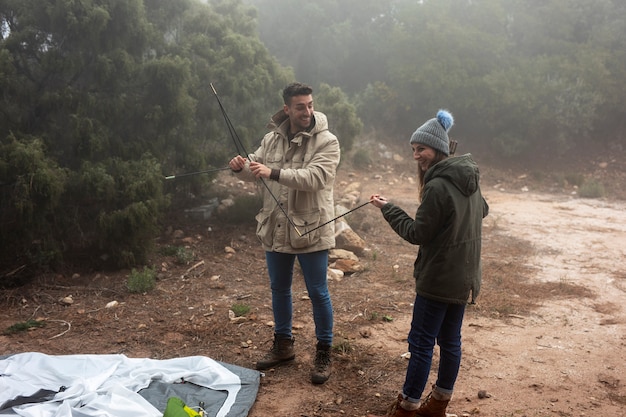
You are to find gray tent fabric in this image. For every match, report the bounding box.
[138,361,261,417]
[0,353,260,417]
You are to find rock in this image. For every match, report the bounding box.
[329,248,359,262]
[327,268,344,281]
[335,227,366,255]
[217,198,234,214]
[478,390,491,399]
[343,182,361,195]
[331,258,364,274]
[59,295,74,306]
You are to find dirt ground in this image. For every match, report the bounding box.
[1,149,625,417]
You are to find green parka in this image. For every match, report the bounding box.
[235,110,340,253]
[381,154,489,304]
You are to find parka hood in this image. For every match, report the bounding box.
[425,154,480,197]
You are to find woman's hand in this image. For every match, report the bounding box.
[369,194,388,209]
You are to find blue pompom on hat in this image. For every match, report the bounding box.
[409,110,454,156]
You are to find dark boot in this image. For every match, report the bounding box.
[255,334,295,370]
[310,342,332,384]
[367,394,419,417]
[414,388,451,417]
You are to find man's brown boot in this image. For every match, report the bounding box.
[414,388,451,417]
[255,334,295,370]
[310,342,332,384]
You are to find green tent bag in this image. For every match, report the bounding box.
[163,397,201,417]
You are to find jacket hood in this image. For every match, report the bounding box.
[267,109,329,137]
[425,154,480,197]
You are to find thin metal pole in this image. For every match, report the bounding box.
[164,166,231,180]
[210,83,303,236]
[299,200,372,236]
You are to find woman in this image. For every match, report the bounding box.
[369,110,489,417]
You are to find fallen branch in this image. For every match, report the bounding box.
[48,319,71,339]
[182,260,205,278]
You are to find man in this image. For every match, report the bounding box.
[228,82,340,384]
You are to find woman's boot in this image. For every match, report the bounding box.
[414,388,451,417]
[367,394,420,417]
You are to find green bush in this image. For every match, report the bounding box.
[564,172,585,187]
[216,194,262,224]
[352,148,372,169]
[578,179,605,198]
[160,245,194,265]
[127,266,156,293]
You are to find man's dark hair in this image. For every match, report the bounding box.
[282,82,313,105]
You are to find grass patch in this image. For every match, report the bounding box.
[333,339,354,354]
[230,303,250,317]
[4,319,45,335]
[476,233,595,319]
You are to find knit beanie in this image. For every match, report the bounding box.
[409,110,454,156]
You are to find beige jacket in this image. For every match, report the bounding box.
[235,110,340,253]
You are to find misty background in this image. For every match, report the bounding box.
[1,0,624,276]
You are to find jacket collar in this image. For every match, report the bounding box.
[267,109,320,143]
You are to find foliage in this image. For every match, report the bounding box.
[315,83,362,152]
[230,303,250,317]
[247,0,626,158]
[351,148,372,170]
[3,319,46,335]
[578,179,606,199]
[127,266,157,293]
[215,193,262,224]
[3,0,626,281]
[0,0,292,277]
[161,245,195,265]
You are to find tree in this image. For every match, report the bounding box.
[0,0,291,279]
[315,83,362,152]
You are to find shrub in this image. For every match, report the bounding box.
[127,266,156,293]
[216,194,262,224]
[352,148,372,169]
[4,319,46,335]
[160,245,194,265]
[578,179,605,198]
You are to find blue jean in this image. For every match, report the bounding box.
[402,294,466,402]
[265,250,333,345]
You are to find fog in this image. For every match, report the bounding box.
[242,0,625,159]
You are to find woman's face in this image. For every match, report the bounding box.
[411,143,437,172]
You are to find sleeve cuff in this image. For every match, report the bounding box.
[270,168,280,181]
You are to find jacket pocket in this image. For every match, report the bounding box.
[255,210,273,247]
[289,210,322,249]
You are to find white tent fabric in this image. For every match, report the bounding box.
[0,352,249,417]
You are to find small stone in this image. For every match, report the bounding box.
[477,390,491,399]
[60,295,74,306]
